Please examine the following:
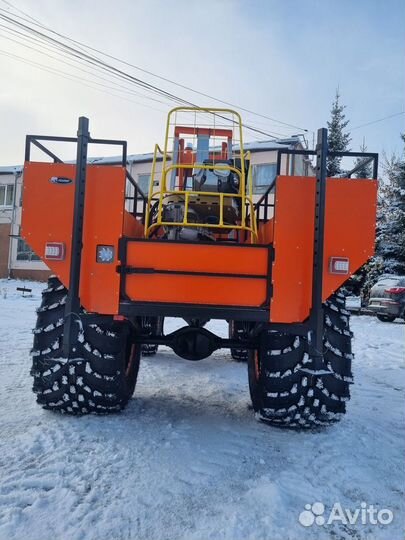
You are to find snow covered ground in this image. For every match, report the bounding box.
[0,279,404,540]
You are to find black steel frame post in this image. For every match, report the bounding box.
[63,117,90,357]
[309,127,328,367]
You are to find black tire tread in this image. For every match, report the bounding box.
[31,277,140,414]
[249,291,353,428]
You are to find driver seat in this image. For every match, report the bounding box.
[192,159,239,194]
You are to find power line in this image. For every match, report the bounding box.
[0,0,43,26]
[0,1,308,132]
[0,49,168,114]
[0,38,290,143]
[1,14,291,140]
[0,3,304,136]
[0,29,174,106]
[0,10,290,139]
[351,111,405,131]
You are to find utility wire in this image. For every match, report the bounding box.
[0,0,43,26]
[351,111,405,131]
[0,49,167,114]
[0,11,286,139]
[0,1,308,133]
[0,6,296,138]
[0,39,286,141]
[0,23,291,137]
[0,30,174,106]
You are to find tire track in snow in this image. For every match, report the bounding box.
[0,284,404,540]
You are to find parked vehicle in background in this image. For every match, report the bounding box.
[368,275,405,322]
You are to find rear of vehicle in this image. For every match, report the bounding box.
[369,276,405,322]
[20,107,378,428]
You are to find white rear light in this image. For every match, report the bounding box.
[96,245,115,263]
[45,242,65,261]
[329,257,349,275]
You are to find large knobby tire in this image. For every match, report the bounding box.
[248,291,353,428]
[229,320,249,362]
[31,276,141,414]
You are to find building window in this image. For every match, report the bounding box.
[0,184,14,207]
[252,163,277,194]
[137,173,151,195]
[16,238,40,261]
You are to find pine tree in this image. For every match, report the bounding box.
[359,256,384,304]
[354,139,372,179]
[326,89,351,176]
[377,139,405,275]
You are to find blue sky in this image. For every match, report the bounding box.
[0,0,404,166]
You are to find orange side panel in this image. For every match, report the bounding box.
[323,178,377,298]
[21,162,126,314]
[270,176,377,323]
[123,211,144,238]
[258,218,274,244]
[270,177,315,323]
[125,242,269,307]
[21,162,76,289]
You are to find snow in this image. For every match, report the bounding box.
[0,279,404,540]
[345,295,361,310]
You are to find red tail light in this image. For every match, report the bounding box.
[45,242,65,261]
[329,257,350,275]
[385,287,405,294]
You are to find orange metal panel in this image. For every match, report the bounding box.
[270,176,377,323]
[270,177,315,323]
[126,242,268,275]
[21,162,75,287]
[21,162,126,314]
[125,242,269,307]
[257,218,274,244]
[323,178,377,298]
[126,274,266,306]
[123,211,144,238]
[80,167,126,314]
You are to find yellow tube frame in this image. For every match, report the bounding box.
[144,107,258,242]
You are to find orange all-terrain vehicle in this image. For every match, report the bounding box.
[22,108,378,428]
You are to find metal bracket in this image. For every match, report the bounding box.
[308,127,328,366]
[62,117,89,357]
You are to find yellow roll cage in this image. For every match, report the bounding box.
[144,107,258,242]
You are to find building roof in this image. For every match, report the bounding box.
[0,165,23,175]
[89,136,302,165]
[0,136,302,170]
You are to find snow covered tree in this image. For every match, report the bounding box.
[354,139,372,179]
[359,256,385,303]
[327,89,351,176]
[346,135,405,299]
[344,255,384,301]
[377,141,405,275]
